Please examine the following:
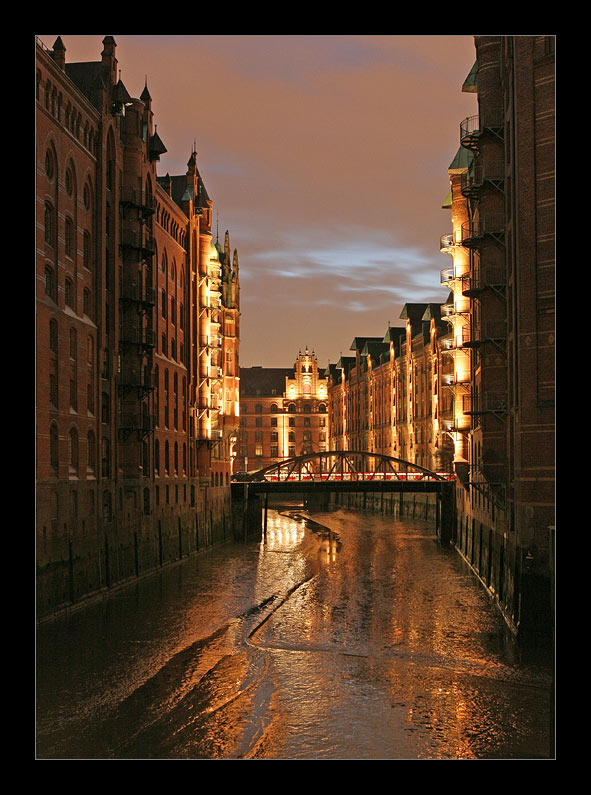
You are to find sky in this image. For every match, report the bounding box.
[38,34,477,369]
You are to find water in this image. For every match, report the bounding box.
[36,507,554,759]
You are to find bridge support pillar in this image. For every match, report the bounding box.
[439,482,456,546]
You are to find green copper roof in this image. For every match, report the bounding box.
[462,60,478,93]
[441,188,452,209]
[448,146,473,174]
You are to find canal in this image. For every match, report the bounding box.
[36,506,554,759]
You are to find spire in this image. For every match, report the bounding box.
[140,76,151,104]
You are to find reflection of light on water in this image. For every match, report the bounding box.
[260,516,305,552]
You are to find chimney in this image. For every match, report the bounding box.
[52,37,66,70]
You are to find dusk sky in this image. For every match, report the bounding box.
[38,34,477,368]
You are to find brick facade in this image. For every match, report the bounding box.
[36,36,240,619]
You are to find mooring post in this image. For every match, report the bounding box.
[243,483,249,543]
[263,491,268,542]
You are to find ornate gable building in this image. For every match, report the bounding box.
[238,349,329,473]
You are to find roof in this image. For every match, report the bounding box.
[65,61,107,107]
[462,61,478,93]
[448,146,473,174]
[349,336,384,352]
[239,367,294,397]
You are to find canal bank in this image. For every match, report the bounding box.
[36,506,554,759]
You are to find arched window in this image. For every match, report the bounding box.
[102,491,112,522]
[49,423,59,472]
[270,403,278,413]
[83,231,91,269]
[101,392,109,423]
[155,438,160,473]
[44,202,54,246]
[288,403,296,413]
[318,403,326,413]
[69,327,77,359]
[303,403,311,414]
[45,149,54,179]
[69,427,79,472]
[87,431,96,473]
[101,438,110,478]
[165,440,170,473]
[65,217,74,258]
[174,442,178,473]
[65,278,73,308]
[49,318,58,353]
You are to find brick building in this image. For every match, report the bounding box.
[327,306,453,474]
[327,36,555,643]
[238,349,329,473]
[36,36,240,618]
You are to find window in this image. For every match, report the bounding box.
[83,231,91,269]
[289,417,295,427]
[45,267,54,299]
[69,327,77,359]
[44,203,54,245]
[289,431,295,442]
[255,444,263,457]
[50,423,59,472]
[87,431,96,473]
[288,403,296,413]
[271,417,277,427]
[65,218,74,258]
[69,427,79,473]
[45,149,54,179]
[270,445,278,457]
[65,278,73,308]
[270,403,278,413]
[101,392,109,423]
[65,168,73,196]
[49,318,58,353]
[255,404,262,414]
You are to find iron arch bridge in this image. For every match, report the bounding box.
[230,451,456,545]
[232,450,454,488]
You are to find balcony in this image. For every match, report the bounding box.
[463,392,507,416]
[441,371,470,388]
[439,233,457,255]
[463,320,506,348]
[120,188,156,216]
[461,214,505,248]
[118,413,155,436]
[119,327,156,348]
[462,266,506,298]
[199,335,222,349]
[120,282,156,307]
[441,300,470,319]
[440,416,470,434]
[460,161,505,198]
[118,368,156,393]
[440,267,455,286]
[460,108,504,150]
[120,231,156,257]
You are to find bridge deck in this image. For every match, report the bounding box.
[231,479,449,495]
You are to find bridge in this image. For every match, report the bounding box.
[230,451,456,543]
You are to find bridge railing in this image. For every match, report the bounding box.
[232,450,455,484]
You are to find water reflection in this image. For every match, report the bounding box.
[36,507,553,759]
